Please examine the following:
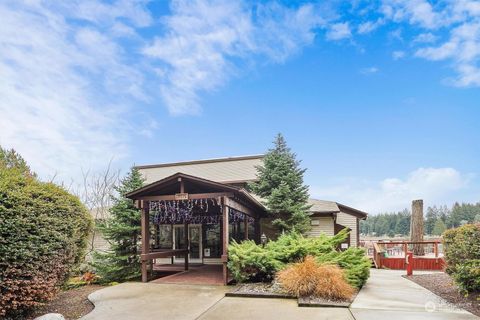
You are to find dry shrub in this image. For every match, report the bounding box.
[315,263,355,300]
[277,256,354,300]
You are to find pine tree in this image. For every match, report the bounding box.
[249,134,311,234]
[92,167,144,283]
[432,219,447,236]
[425,206,438,235]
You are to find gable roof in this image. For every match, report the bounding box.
[308,198,368,219]
[125,172,267,213]
[135,155,264,184]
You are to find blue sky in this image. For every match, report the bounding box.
[1,0,479,213]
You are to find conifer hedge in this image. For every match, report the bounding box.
[228,229,371,288]
[443,223,480,293]
[0,150,93,318]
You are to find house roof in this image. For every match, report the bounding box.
[125,172,267,213]
[135,155,264,184]
[308,198,368,219]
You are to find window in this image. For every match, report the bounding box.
[204,224,221,258]
[157,224,172,249]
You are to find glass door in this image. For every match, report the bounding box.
[173,225,202,263]
[189,225,201,261]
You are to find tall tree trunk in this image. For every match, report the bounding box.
[411,199,425,255]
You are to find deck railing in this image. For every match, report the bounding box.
[367,240,444,270]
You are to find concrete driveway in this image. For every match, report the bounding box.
[350,269,478,320]
[82,270,478,320]
[81,282,353,320]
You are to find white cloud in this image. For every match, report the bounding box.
[360,66,379,74]
[0,1,152,182]
[413,32,437,43]
[143,1,325,115]
[380,1,480,87]
[358,18,384,34]
[392,50,406,60]
[311,167,472,214]
[381,0,441,29]
[326,22,352,41]
[415,22,480,86]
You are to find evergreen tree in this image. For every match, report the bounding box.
[92,167,144,283]
[425,206,438,235]
[249,134,311,234]
[432,219,447,236]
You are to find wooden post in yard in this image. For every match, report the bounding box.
[140,200,150,282]
[411,200,425,256]
[221,197,229,285]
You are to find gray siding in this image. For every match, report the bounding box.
[336,211,358,247]
[306,217,334,237]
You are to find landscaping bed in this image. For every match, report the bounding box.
[226,281,294,299]
[28,285,106,320]
[405,272,480,317]
[227,281,356,307]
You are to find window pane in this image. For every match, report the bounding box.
[159,224,172,249]
[205,224,221,258]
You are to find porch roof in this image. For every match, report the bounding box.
[126,172,267,214]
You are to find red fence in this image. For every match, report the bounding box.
[371,241,445,271]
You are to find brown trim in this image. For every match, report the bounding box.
[134,154,264,170]
[126,172,240,199]
[136,192,234,201]
[140,201,149,282]
[337,203,368,219]
[221,196,229,285]
[309,211,337,217]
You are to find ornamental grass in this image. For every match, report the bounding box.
[277,255,354,300]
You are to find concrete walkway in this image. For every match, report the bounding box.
[350,269,478,320]
[81,270,479,320]
[81,282,353,320]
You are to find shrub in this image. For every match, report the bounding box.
[227,240,281,282]
[228,229,370,288]
[443,223,480,292]
[316,248,371,289]
[0,150,93,318]
[277,256,354,300]
[266,229,349,263]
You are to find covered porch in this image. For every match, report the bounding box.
[126,173,266,285]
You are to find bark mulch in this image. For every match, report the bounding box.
[28,284,106,320]
[405,272,480,317]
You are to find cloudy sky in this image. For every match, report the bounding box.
[1,0,479,214]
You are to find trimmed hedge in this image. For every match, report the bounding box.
[227,229,370,288]
[443,223,480,292]
[0,162,93,318]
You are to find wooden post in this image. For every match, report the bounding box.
[411,200,425,256]
[184,221,189,271]
[244,214,249,240]
[221,197,229,285]
[434,242,438,258]
[140,200,150,282]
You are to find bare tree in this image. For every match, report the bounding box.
[77,160,120,255]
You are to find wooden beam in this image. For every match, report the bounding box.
[179,177,185,193]
[137,192,234,201]
[227,197,255,217]
[141,249,189,261]
[184,221,189,271]
[221,196,229,285]
[244,215,248,240]
[140,201,150,282]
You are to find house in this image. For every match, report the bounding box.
[126,155,367,284]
